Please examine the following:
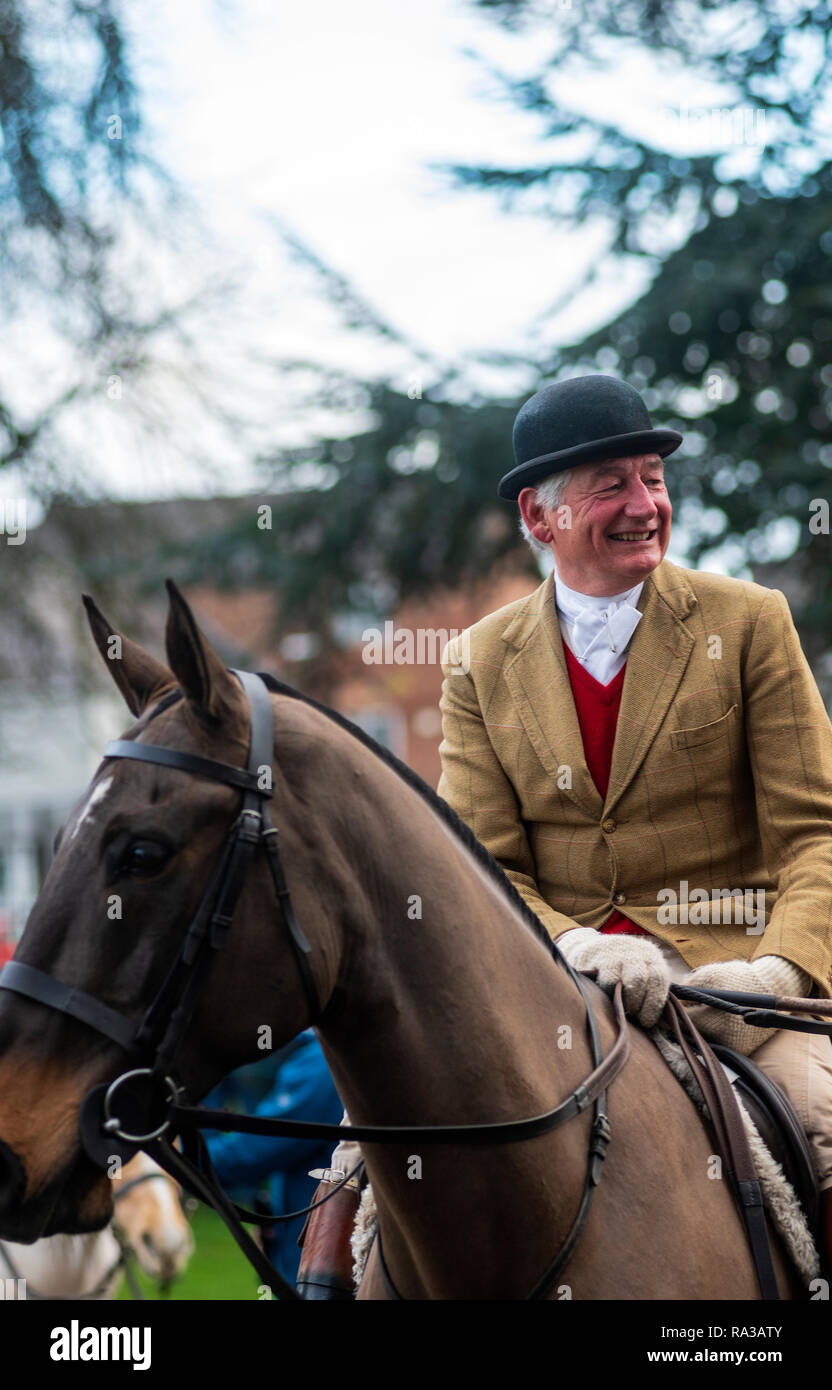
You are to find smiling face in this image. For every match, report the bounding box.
[518,453,672,596]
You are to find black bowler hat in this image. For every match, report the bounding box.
[498,375,683,500]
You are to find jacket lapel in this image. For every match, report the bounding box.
[501,561,697,822]
[603,561,696,817]
[502,571,603,820]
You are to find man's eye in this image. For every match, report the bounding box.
[119,840,171,877]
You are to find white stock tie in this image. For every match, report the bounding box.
[555,574,644,686]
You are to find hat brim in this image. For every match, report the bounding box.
[498,428,683,501]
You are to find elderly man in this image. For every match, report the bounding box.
[435,372,832,1273]
[299,373,832,1294]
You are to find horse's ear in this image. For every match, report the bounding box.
[82,594,175,717]
[163,579,241,723]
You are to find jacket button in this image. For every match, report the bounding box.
[613,892,626,906]
[602,818,616,833]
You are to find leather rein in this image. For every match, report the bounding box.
[1,669,822,1300]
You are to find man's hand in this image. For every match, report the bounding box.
[557,928,671,1028]
[683,955,812,1055]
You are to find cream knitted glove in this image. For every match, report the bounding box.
[310,1109,363,1183]
[683,956,812,1056]
[557,927,672,1028]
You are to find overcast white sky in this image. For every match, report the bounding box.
[136,0,631,366]
[3,0,783,560]
[133,0,737,369]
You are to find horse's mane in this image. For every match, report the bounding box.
[257,672,556,956]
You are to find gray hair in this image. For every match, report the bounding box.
[518,469,574,553]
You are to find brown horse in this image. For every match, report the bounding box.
[0,583,799,1298]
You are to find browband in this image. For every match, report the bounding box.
[103,740,272,797]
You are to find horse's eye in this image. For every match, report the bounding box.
[120,840,171,877]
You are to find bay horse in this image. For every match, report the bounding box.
[0,582,799,1298]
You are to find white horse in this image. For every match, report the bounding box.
[0,1150,194,1299]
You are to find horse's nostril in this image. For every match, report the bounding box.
[0,1138,27,1214]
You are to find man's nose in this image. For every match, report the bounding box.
[621,479,659,515]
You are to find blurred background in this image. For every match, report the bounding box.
[0,0,830,1296]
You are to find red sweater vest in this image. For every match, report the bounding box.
[561,638,651,938]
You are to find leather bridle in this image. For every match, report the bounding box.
[0,668,633,1300]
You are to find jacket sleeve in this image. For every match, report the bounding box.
[745,588,832,997]
[437,633,581,942]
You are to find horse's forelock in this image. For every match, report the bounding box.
[122,686,183,738]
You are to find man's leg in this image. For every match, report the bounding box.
[654,939,832,1269]
[295,1115,364,1299]
[745,1025,832,1272]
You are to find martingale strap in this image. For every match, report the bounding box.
[170,975,629,1148]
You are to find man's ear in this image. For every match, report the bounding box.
[517,487,553,544]
[164,578,242,723]
[83,594,175,717]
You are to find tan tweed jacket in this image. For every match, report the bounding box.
[437,559,832,997]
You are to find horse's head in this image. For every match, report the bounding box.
[0,582,336,1241]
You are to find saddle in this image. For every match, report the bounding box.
[711,1042,822,1247]
[659,991,825,1297]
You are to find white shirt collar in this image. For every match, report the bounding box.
[554,569,644,621]
[553,567,644,684]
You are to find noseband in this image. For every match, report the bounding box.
[0,668,634,1301]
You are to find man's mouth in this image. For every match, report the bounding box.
[608,529,657,543]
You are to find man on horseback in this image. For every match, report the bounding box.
[299,372,832,1292]
[434,374,832,1273]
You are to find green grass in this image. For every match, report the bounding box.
[116,1204,273,1301]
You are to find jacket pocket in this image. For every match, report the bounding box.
[670,703,738,750]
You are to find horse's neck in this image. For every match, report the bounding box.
[315,792,598,1296]
[298,741,776,1301]
[323,796,588,1115]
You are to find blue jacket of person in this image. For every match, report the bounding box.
[202,1029,343,1290]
